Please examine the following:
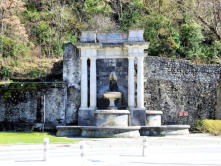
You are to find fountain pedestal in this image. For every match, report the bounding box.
[94,110,130,127]
[95,92,129,127]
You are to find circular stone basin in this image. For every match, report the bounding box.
[103,92,121,99]
[103,92,122,109]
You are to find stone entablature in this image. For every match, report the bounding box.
[75,30,149,113]
[80,29,145,44]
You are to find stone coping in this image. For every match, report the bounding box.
[80,29,144,33]
[146,110,163,115]
[75,43,102,48]
[76,42,149,49]
[57,125,190,130]
[165,125,190,129]
[102,43,124,48]
[56,125,190,137]
[141,125,190,129]
[123,42,149,48]
[94,110,130,114]
[56,126,140,130]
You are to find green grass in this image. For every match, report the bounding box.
[0,132,78,144]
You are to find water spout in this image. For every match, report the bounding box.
[109,72,118,91]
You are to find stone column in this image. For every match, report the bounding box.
[90,57,97,109]
[128,57,135,108]
[80,57,88,109]
[137,56,144,109]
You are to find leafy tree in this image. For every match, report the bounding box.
[120,0,144,30]
[143,15,180,58]
[179,21,204,60]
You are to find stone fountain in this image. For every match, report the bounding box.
[56,30,190,138]
[94,72,130,128]
[103,72,122,110]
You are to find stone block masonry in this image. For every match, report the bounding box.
[144,56,221,126]
[0,82,79,131]
[96,59,128,109]
[1,43,221,131]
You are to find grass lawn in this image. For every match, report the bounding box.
[0,132,78,144]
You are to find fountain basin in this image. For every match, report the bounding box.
[103,92,122,109]
[103,92,122,99]
[94,110,130,127]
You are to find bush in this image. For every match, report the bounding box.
[0,66,11,80]
[120,0,144,31]
[195,120,221,135]
[0,35,31,58]
[143,15,180,57]
[0,35,16,57]
[84,0,112,15]
[29,70,39,78]
[179,22,204,60]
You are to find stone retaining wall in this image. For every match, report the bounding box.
[144,57,221,126]
[1,44,221,130]
[0,82,79,131]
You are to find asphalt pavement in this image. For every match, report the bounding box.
[0,134,221,166]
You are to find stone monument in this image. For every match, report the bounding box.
[56,29,190,137]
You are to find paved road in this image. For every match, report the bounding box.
[0,134,221,166]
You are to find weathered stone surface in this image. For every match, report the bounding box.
[0,97,5,122]
[63,43,80,88]
[131,109,146,126]
[65,87,80,125]
[1,53,221,131]
[162,125,190,135]
[97,59,128,109]
[63,43,80,125]
[140,126,163,136]
[78,109,95,126]
[146,110,163,126]
[140,125,190,136]
[97,33,128,43]
[80,30,144,44]
[56,125,189,137]
[56,126,81,137]
[0,83,68,130]
[216,80,221,119]
[43,87,66,126]
[56,126,141,138]
[80,31,96,43]
[144,56,221,126]
[3,87,38,125]
[81,126,140,138]
[128,29,144,42]
[94,110,129,127]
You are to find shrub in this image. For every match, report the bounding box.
[0,35,30,58]
[0,66,12,80]
[195,120,221,135]
[120,0,144,31]
[29,70,39,78]
[0,35,16,57]
[143,15,180,57]
[179,22,204,60]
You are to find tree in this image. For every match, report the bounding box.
[0,0,28,42]
[0,0,30,58]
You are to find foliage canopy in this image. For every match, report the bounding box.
[1,0,221,80]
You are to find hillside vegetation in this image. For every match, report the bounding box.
[1,0,221,81]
